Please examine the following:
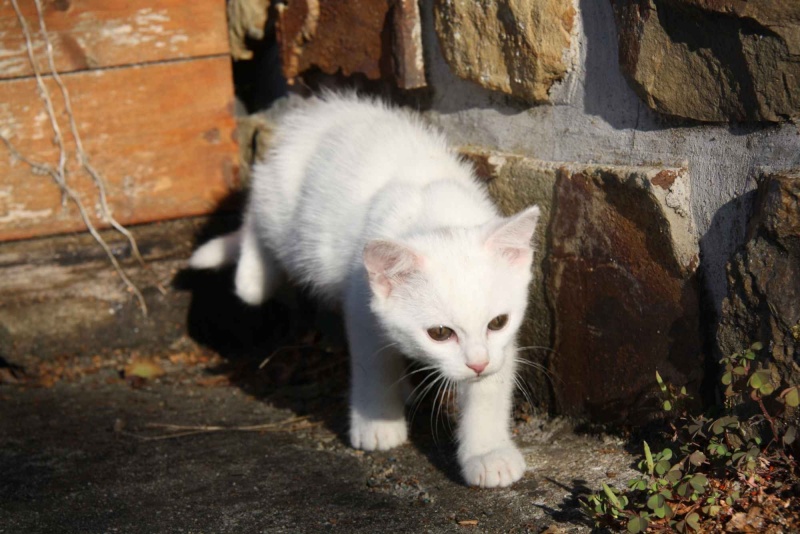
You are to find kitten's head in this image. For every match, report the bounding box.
[363,206,540,382]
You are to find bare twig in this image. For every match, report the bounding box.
[5,0,148,315]
[32,0,146,267]
[127,415,317,441]
[258,344,314,370]
[755,395,781,447]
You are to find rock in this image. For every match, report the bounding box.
[717,172,800,393]
[463,148,702,422]
[547,164,701,422]
[227,0,270,61]
[392,0,427,89]
[434,0,576,103]
[611,0,800,122]
[275,0,425,88]
[276,0,389,82]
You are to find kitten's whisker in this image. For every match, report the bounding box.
[391,364,438,389]
[370,342,399,359]
[444,379,455,435]
[514,357,562,385]
[406,369,439,404]
[515,345,558,355]
[408,372,445,427]
[410,374,443,429]
[431,379,442,444]
[513,374,536,411]
[432,376,451,444]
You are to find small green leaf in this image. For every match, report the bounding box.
[628,515,649,534]
[782,386,799,407]
[628,478,647,490]
[689,450,706,466]
[647,493,665,511]
[602,483,621,509]
[686,512,701,531]
[760,382,775,396]
[783,425,797,445]
[733,366,747,376]
[644,441,654,476]
[663,400,673,411]
[655,460,671,476]
[721,372,732,385]
[749,370,772,391]
[711,419,725,435]
[665,466,683,484]
[751,341,764,351]
[690,474,708,492]
[660,448,673,461]
[656,370,667,392]
[749,372,763,389]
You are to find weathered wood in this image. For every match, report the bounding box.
[0,0,229,79]
[0,56,239,241]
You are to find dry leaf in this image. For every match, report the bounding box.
[196,375,230,387]
[124,360,165,379]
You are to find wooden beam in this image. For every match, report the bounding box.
[0,56,239,241]
[0,0,229,79]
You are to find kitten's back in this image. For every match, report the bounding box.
[248,95,495,300]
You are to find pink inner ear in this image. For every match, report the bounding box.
[501,248,522,263]
[486,206,540,264]
[363,240,420,298]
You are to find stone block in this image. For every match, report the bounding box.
[227,0,270,61]
[464,147,702,422]
[276,0,426,88]
[547,164,701,423]
[717,172,800,395]
[611,0,800,122]
[434,0,576,103]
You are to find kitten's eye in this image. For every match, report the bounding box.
[427,325,455,341]
[488,314,508,331]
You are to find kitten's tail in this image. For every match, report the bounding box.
[188,229,242,269]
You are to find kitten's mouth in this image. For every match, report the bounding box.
[462,372,491,383]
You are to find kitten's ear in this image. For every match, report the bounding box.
[486,205,541,265]
[363,240,421,299]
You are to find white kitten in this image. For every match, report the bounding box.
[190,94,540,488]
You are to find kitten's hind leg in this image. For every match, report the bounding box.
[234,217,283,305]
[345,284,408,451]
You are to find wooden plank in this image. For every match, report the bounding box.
[0,56,239,241]
[0,0,229,79]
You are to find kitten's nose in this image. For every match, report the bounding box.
[466,361,488,375]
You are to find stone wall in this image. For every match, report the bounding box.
[417,1,800,421]
[250,0,800,423]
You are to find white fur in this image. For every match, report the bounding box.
[189,95,540,488]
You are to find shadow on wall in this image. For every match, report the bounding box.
[700,188,758,326]
[579,0,651,131]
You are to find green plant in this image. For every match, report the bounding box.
[581,342,799,532]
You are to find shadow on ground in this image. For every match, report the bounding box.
[173,241,468,487]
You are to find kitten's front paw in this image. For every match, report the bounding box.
[350,417,407,451]
[461,446,526,488]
